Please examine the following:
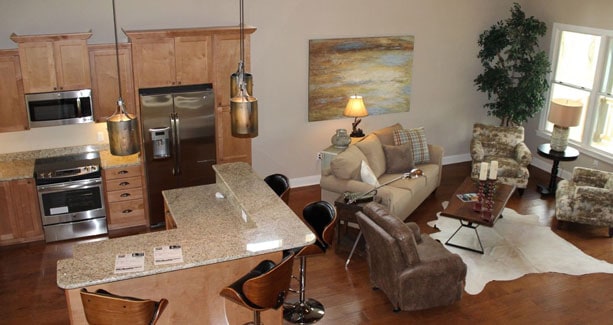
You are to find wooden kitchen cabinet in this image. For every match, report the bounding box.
[0,178,44,246]
[10,32,92,93]
[102,165,147,230]
[0,50,28,132]
[127,29,213,88]
[89,43,136,122]
[212,32,254,164]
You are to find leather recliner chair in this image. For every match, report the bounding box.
[356,202,467,311]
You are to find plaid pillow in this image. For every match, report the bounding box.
[393,127,430,164]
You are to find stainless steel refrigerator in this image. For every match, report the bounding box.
[139,83,216,228]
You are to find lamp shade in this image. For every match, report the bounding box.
[548,99,583,127]
[343,95,368,118]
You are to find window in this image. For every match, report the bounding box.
[540,23,613,159]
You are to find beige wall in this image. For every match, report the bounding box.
[4,1,609,185]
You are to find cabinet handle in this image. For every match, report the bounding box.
[122,209,133,214]
[119,182,130,186]
[120,193,131,198]
[118,170,129,175]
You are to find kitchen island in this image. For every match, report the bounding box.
[57,162,315,324]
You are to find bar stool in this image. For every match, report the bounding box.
[80,288,168,325]
[264,173,290,203]
[283,200,337,324]
[220,252,295,325]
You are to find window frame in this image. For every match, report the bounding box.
[538,23,613,163]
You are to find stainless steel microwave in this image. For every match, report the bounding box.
[26,89,94,128]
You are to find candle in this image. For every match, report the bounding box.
[479,162,488,181]
[489,160,498,180]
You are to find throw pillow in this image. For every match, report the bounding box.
[371,123,403,146]
[382,143,414,173]
[355,134,386,178]
[393,127,430,164]
[330,145,368,180]
[360,160,380,187]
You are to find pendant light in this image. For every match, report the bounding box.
[230,0,258,138]
[106,0,140,156]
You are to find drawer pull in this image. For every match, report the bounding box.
[118,170,129,175]
[119,182,130,186]
[120,193,131,198]
[122,209,133,214]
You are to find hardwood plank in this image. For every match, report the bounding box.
[0,162,611,324]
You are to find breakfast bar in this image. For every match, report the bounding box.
[57,162,315,324]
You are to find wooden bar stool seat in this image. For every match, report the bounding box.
[80,288,168,325]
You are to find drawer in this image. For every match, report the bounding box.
[106,188,143,202]
[107,199,146,228]
[105,176,142,191]
[104,165,141,180]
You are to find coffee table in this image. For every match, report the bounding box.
[440,177,515,254]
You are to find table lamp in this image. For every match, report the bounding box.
[343,95,368,137]
[548,99,583,152]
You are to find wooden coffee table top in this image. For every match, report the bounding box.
[441,177,515,227]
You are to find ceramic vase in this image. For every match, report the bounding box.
[331,129,351,148]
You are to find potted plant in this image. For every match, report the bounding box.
[474,3,551,126]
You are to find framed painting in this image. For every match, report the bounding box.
[308,35,414,122]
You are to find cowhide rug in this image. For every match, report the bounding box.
[427,205,613,295]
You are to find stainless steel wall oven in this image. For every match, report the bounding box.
[34,152,107,242]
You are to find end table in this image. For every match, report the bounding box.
[536,143,579,195]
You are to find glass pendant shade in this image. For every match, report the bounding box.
[107,99,140,156]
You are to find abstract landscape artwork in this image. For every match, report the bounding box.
[308,35,414,122]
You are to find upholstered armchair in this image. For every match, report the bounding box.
[555,167,613,237]
[355,202,466,311]
[470,123,532,194]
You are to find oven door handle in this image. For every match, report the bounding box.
[36,178,102,193]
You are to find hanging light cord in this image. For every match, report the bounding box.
[237,0,246,93]
[111,0,126,113]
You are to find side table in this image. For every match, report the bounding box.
[334,195,374,268]
[536,143,579,195]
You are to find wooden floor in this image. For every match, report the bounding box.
[1,163,611,324]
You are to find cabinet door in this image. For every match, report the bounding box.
[54,39,92,91]
[0,181,18,242]
[17,41,57,93]
[216,106,252,164]
[175,35,213,85]
[0,179,44,245]
[10,179,43,240]
[213,33,252,164]
[89,44,136,122]
[131,38,176,88]
[0,51,28,132]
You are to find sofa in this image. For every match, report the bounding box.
[555,167,613,237]
[320,124,443,220]
[356,202,466,311]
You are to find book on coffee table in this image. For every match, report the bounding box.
[456,192,479,203]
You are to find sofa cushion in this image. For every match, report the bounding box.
[393,127,430,164]
[355,133,386,177]
[330,145,367,180]
[371,123,403,146]
[360,160,380,187]
[382,143,414,173]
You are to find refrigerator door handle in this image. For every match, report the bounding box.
[174,112,181,175]
[170,113,181,176]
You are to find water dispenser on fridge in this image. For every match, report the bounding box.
[149,127,171,159]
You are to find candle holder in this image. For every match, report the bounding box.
[473,180,486,212]
[482,179,497,221]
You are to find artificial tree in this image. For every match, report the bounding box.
[474,3,551,127]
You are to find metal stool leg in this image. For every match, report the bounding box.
[283,256,325,324]
[345,231,362,268]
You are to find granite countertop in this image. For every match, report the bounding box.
[56,162,315,289]
[0,145,140,181]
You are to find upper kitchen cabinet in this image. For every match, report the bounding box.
[89,43,136,122]
[0,50,28,132]
[10,32,92,94]
[125,28,215,88]
[212,31,253,108]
